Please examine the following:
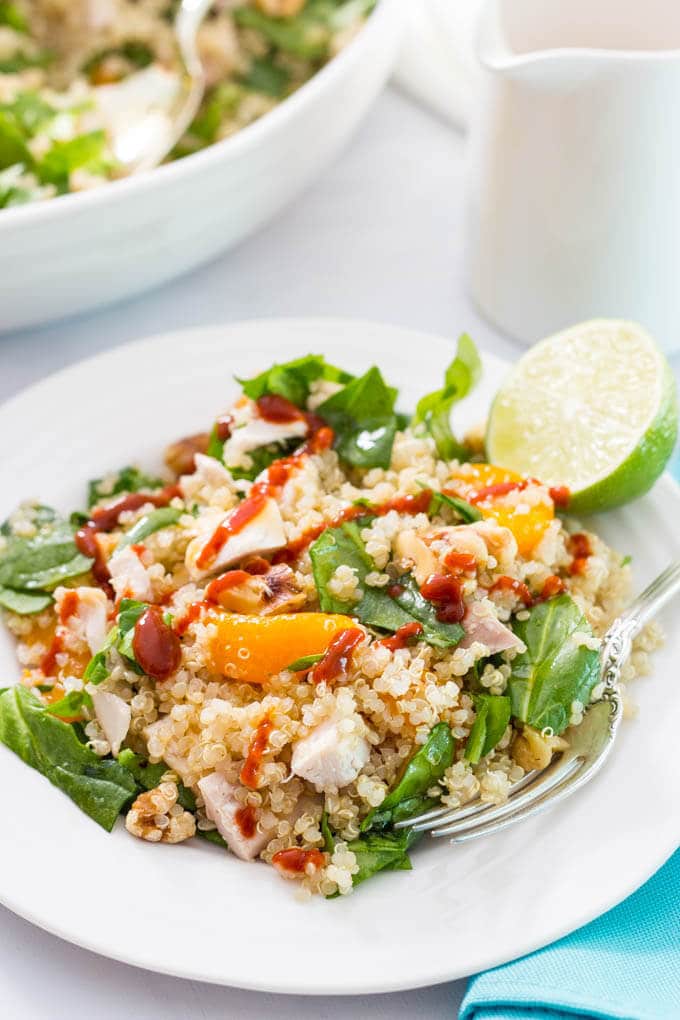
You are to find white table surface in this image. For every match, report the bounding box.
[1,86,677,1020]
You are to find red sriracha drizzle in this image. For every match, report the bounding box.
[195,490,270,570]
[240,716,274,789]
[132,607,181,681]
[420,574,466,624]
[378,621,423,651]
[311,628,364,685]
[549,485,571,509]
[489,575,533,606]
[272,847,326,875]
[234,804,258,839]
[568,533,592,575]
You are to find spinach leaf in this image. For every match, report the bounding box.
[0,685,136,830]
[0,1,28,31]
[117,748,196,811]
[0,508,92,600]
[197,829,228,848]
[83,598,148,683]
[0,92,55,136]
[46,689,93,719]
[309,521,372,613]
[362,722,454,832]
[0,49,52,74]
[428,490,482,523]
[0,585,52,615]
[287,653,324,672]
[389,575,464,649]
[309,525,463,648]
[316,366,401,469]
[508,595,601,735]
[36,130,109,192]
[81,40,154,76]
[88,465,165,509]
[187,82,242,146]
[347,828,421,888]
[241,57,290,97]
[233,6,332,60]
[238,353,352,409]
[464,694,511,764]
[227,440,299,482]
[321,808,335,852]
[116,506,182,549]
[412,334,482,460]
[0,108,31,169]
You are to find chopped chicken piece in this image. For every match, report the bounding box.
[198,772,275,861]
[459,600,525,653]
[291,715,370,792]
[186,498,287,580]
[469,520,519,571]
[223,416,308,471]
[90,688,131,756]
[55,586,109,655]
[108,544,153,601]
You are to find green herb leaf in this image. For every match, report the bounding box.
[87,465,165,509]
[0,509,92,593]
[116,598,148,666]
[241,56,290,97]
[309,521,373,613]
[321,808,335,853]
[428,490,482,523]
[0,685,136,830]
[346,828,421,888]
[233,6,331,60]
[117,506,182,549]
[508,595,601,735]
[362,722,454,832]
[0,584,52,615]
[187,82,243,145]
[197,829,228,847]
[116,748,195,811]
[0,49,52,74]
[388,575,464,649]
[413,335,482,460]
[37,130,109,193]
[46,689,93,719]
[464,694,511,764]
[287,653,324,672]
[82,40,154,76]
[0,1,28,32]
[238,353,352,408]
[316,366,400,469]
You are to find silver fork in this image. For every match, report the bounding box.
[397,559,680,844]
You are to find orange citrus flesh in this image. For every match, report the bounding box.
[446,464,554,557]
[206,611,356,684]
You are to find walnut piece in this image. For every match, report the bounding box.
[125,782,196,844]
[511,725,569,771]
[164,432,210,477]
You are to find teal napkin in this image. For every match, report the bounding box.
[460,850,680,1020]
[461,454,680,1020]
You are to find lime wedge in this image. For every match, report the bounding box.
[485,320,678,515]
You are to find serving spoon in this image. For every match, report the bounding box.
[399,559,680,843]
[95,0,213,175]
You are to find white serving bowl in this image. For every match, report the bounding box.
[0,0,404,333]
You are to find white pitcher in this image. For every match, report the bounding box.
[466,0,680,351]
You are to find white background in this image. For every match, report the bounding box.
[1,87,678,1019]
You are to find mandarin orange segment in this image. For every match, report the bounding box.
[206,611,356,684]
[446,463,554,557]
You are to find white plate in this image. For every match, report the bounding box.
[0,319,678,995]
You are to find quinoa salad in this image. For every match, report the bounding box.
[0,341,661,898]
[0,0,374,208]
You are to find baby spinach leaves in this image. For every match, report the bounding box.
[508,595,601,735]
[309,524,463,648]
[412,334,481,460]
[84,598,149,683]
[362,722,455,832]
[87,465,165,509]
[428,490,482,523]
[347,828,420,888]
[46,689,93,720]
[0,685,136,831]
[0,505,92,615]
[116,749,196,811]
[464,694,511,764]
[116,506,182,549]
[238,354,352,409]
[316,366,401,469]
